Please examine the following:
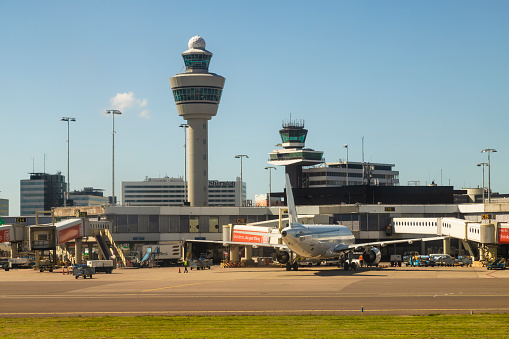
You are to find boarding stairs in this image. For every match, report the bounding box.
[90,229,127,267]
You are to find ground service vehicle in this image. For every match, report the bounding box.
[430,254,455,267]
[87,260,114,274]
[390,254,402,267]
[487,258,506,270]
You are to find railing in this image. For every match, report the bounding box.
[100,229,127,267]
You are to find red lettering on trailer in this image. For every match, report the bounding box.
[498,227,509,244]
[0,229,10,243]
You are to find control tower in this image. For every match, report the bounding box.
[170,36,225,206]
[268,119,324,188]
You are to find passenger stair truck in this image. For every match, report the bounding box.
[89,228,127,267]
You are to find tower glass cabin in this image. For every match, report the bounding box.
[170,36,225,207]
[268,119,324,188]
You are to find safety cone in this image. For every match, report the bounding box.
[179,267,181,273]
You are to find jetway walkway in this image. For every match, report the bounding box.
[393,217,509,260]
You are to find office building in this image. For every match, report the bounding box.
[122,177,243,207]
[20,172,65,215]
[68,187,109,207]
[0,198,8,216]
[304,162,399,187]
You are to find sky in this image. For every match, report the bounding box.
[1,1,508,216]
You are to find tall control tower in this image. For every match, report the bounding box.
[268,119,324,188]
[170,36,225,206]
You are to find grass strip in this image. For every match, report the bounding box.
[0,314,508,338]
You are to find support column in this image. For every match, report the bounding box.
[88,242,93,260]
[458,240,463,256]
[443,237,451,255]
[35,250,40,270]
[75,238,83,265]
[230,245,240,263]
[243,245,253,262]
[10,243,18,258]
[420,241,426,255]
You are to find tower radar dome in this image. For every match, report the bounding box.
[188,35,206,49]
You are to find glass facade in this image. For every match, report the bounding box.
[172,87,222,103]
[280,129,307,144]
[183,53,211,70]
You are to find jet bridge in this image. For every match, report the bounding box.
[393,217,506,260]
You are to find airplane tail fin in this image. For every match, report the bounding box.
[285,174,299,227]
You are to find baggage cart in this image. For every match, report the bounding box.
[73,265,95,279]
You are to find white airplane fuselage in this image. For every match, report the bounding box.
[281,224,355,259]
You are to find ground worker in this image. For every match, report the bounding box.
[184,259,188,273]
[359,254,364,267]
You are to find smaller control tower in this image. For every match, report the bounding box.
[268,119,324,188]
[170,36,225,207]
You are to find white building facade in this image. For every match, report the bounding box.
[304,162,399,188]
[122,177,243,207]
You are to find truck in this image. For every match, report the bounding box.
[430,254,455,267]
[141,243,182,266]
[87,260,114,274]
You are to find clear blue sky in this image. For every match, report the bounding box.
[1,1,508,216]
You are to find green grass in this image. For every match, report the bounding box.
[0,314,508,338]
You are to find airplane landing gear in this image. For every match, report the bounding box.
[286,262,299,271]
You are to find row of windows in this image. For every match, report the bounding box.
[469,227,480,234]
[124,186,184,189]
[269,152,323,161]
[183,53,211,69]
[172,87,222,103]
[395,221,438,227]
[124,195,185,198]
[280,131,306,144]
[125,199,184,203]
[125,190,185,194]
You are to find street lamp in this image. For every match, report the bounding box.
[344,144,349,186]
[264,166,276,207]
[179,124,189,204]
[60,117,76,207]
[106,110,122,204]
[235,154,249,206]
[477,162,488,204]
[481,149,497,203]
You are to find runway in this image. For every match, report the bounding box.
[0,265,508,317]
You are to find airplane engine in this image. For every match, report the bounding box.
[277,251,290,264]
[363,247,381,265]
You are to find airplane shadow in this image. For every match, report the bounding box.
[306,267,396,277]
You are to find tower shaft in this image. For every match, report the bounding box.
[187,118,209,206]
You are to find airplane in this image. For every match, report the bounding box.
[189,173,444,271]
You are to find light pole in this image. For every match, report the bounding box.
[344,144,349,186]
[477,162,488,204]
[179,124,189,204]
[60,117,76,207]
[264,166,276,207]
[106,110,122,204]
[481,148,497,203]
[235,154,248,206]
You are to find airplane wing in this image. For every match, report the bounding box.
[338,236,446,252]
[184,238,289,249]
